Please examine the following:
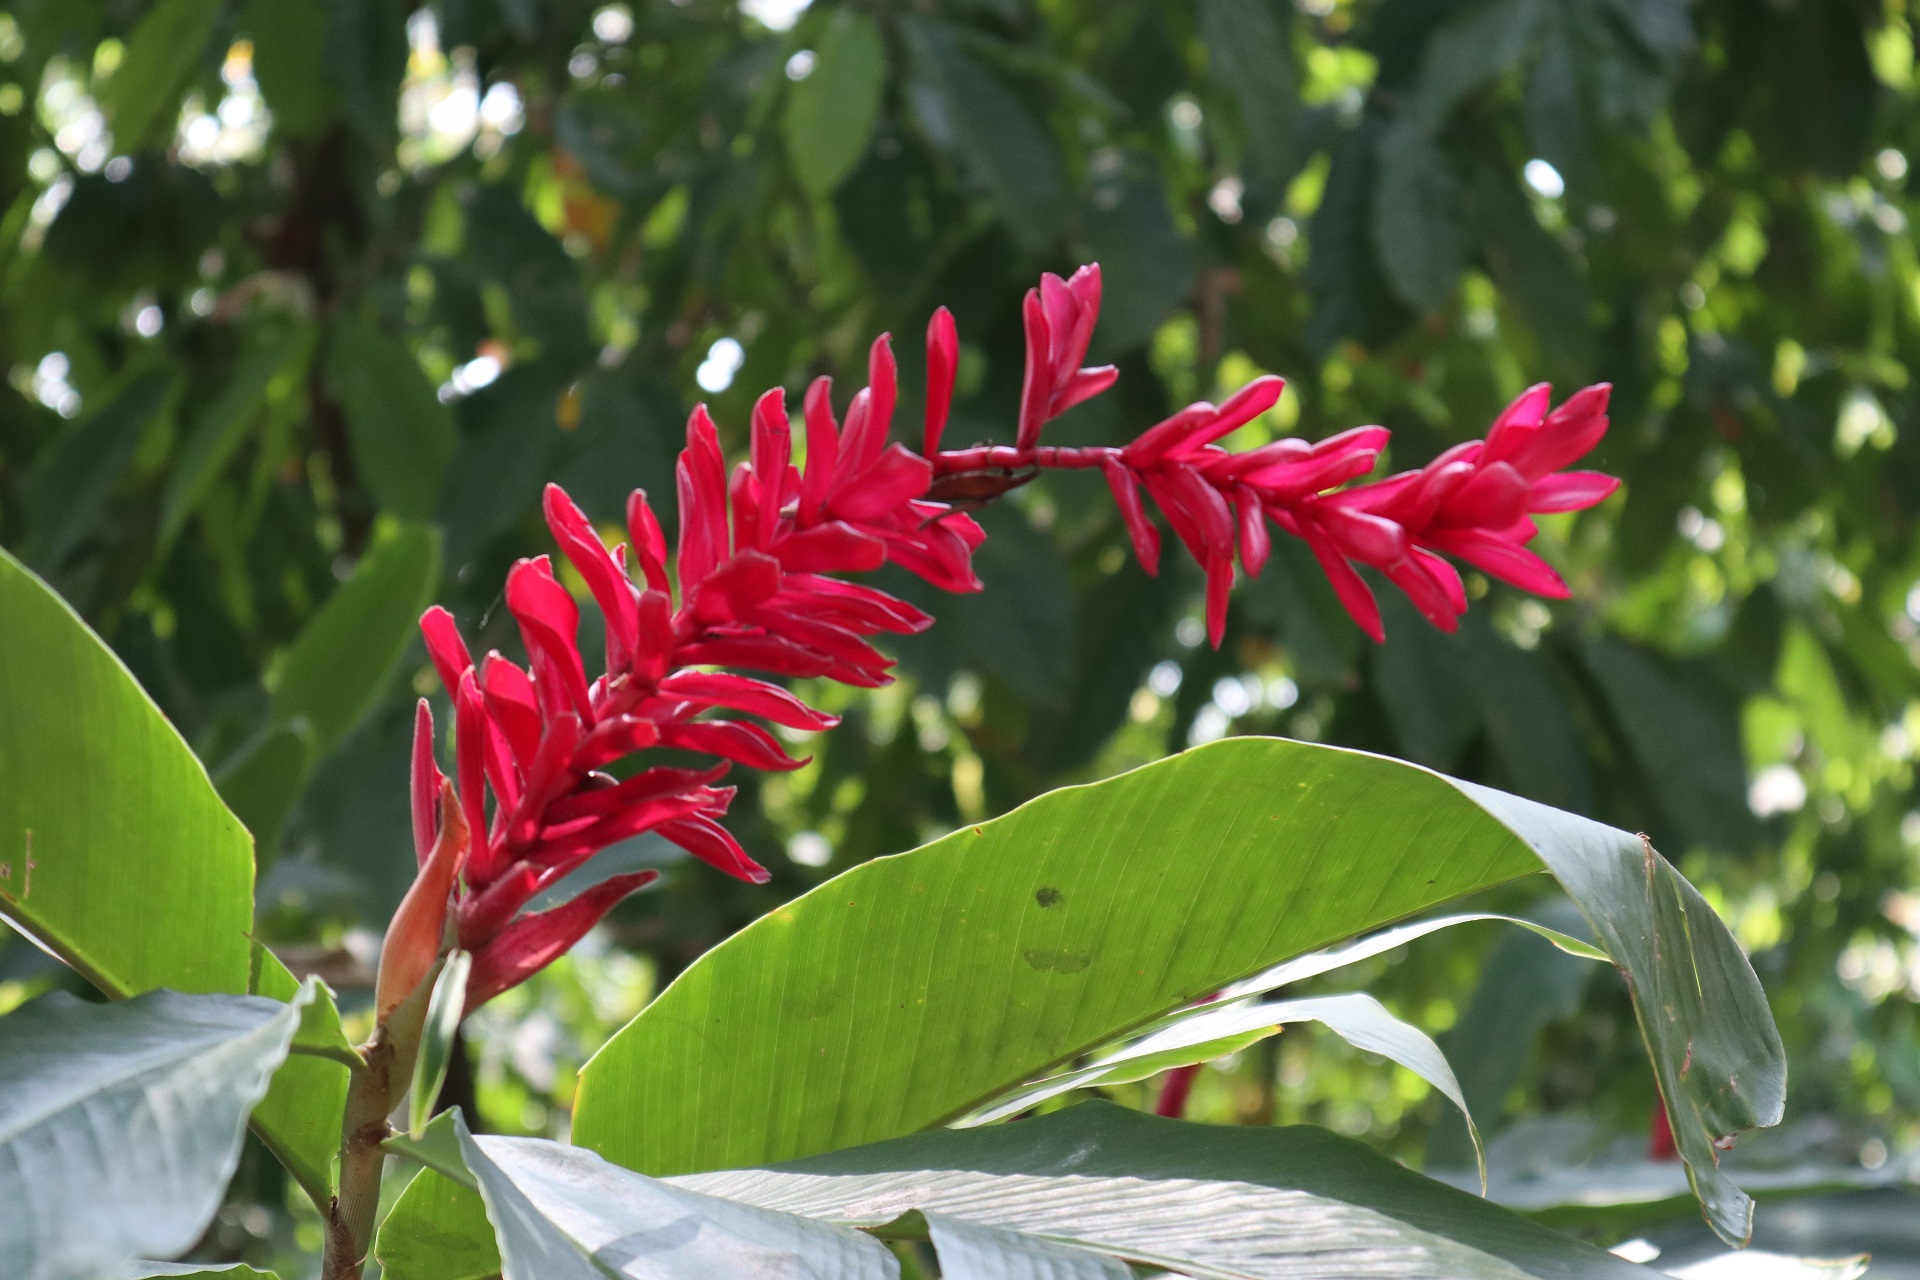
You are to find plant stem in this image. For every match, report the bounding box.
[319,962,439,1280]
[321,1035,395,1280]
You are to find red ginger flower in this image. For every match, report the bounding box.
[407,339,985,1013]
[389,260,1618,1013]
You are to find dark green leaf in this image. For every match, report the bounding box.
[98,0,223,151]
[271,520,440,752]
[1372,120,1468,312]
[1199,0,1299,209]
[375,1165,500,1280]
[160,327,310,552]
[786,11,887,198]
[905,18,1066,249]
[1080,164,1196,352]
[214,722,315,872]
[243,0,333,136]
[327,319,458,520]
[1414,0,1542,124]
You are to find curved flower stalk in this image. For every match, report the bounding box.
[328,263,1621,1278]
[385,261,1619,1021]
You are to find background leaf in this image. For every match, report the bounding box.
[785,11,886,199]
[326,319,458,521]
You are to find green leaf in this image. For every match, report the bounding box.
[24,370,178,576]
[410,950,471,1139]
[327,319,459,519]
[965,992,1488,1188]
[904,19,1066,249]
[785,11,886,198]
[98,0,223,151]
[245,943,353,1210]
[1414,0,1542,124]
[453,1115,896,1280]
[1581,639,1759,854]
[214,722,315,873]
[1372,120,1468,311]
[159,326,310,552]
[1199,0,1298,208]
[375,1165,500,1280]
[1079,163,1197,352]
[243,0,333,136]
[0,547,254,997]
[683,1102,1662,1278]
[0,985,309,1280]
[574,738,1783,1245]
[925,1214,1131,1280]
[128,1265,281,1279]
[271,520,440,752]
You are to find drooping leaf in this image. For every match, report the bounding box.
[453,1116,897,1280]
[575,737,1783,1244]
[1373,120,1468,312]
[904,18,1066,249]
[963,991,1488,1187]
[0,986,309,1280]
[128,1264,281,1279]
[327,318,459,519]
[785,10,887,198]
[97,0,223,151]
[271,520,441,752]
[683,1102,1663,1278]
[0,547,254,997]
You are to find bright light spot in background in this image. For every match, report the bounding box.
[1523,158,1565,199]
[1212,676,1253,718]
[568,50,599,79]
[177,41,273,167]
[696,337,746,393]
[397,11,520,167]
[1208,176,1245,225]
[592,4,635,42]
[1610,1240,1662,1264]
[439,352,505,402]
[1878,148,1908,182]
[103,155,131,182]
[1747,764,1807,818]
[133,305,163,338]
[786,49,817,81]
[1175,616,1206,648]
[1266,675,1299,710]
[1676,505,1725,553]
[1189,704,1230,746]
[31,352,81,418]
[1169,98,1203,131]
[742,0,812,31]
[788,831,832,867]
[1147,660,1183,698]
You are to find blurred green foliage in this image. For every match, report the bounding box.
[1,0,1918,1265]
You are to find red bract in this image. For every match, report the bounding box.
[394,260,1617,1013]
[407,339,983,1013]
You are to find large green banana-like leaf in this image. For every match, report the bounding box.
[0,547,254,996]
[574,738,1783,1244]
[0,986,309,1280]
[390,1103,1663,1279]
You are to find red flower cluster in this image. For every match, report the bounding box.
[388,262,1619,1014]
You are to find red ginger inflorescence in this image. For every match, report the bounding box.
[395,261,1619,1014]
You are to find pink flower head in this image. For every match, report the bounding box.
[407,341,995,1012]
[386,263,1618,1014]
